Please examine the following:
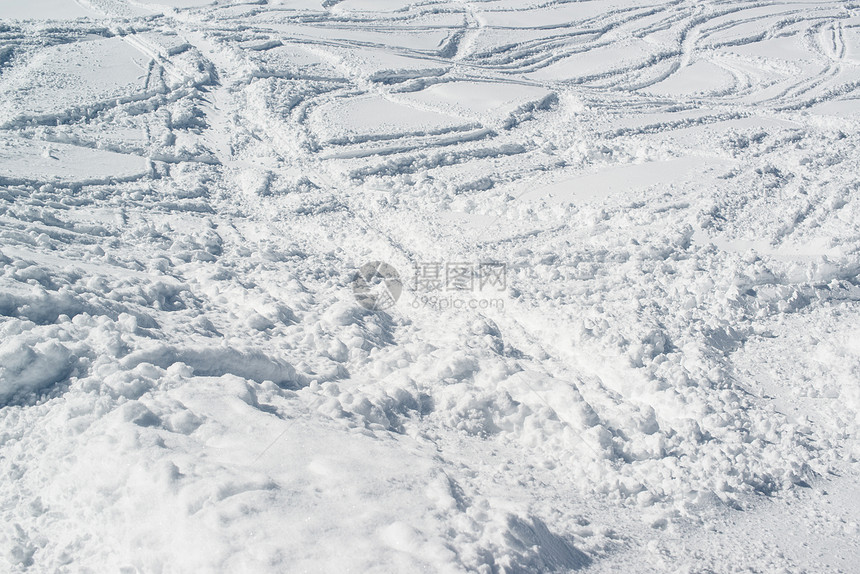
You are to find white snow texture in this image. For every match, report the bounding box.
[1,0,859,572]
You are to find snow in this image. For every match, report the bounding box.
[308,95,474,145]
[0,37,152,127]
[396,81,555,126]
[0,0,102,20]
[1,0,859,572]
[0,137,150,185]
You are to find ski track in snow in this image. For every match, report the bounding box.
[1,0,859,572]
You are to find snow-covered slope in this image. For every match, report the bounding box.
[1,0,859,572]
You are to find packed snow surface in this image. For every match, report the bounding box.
[1,0,859,572]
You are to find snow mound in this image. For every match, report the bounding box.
[0,339,74,404]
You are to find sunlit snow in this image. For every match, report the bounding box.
[1,0,859,572]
